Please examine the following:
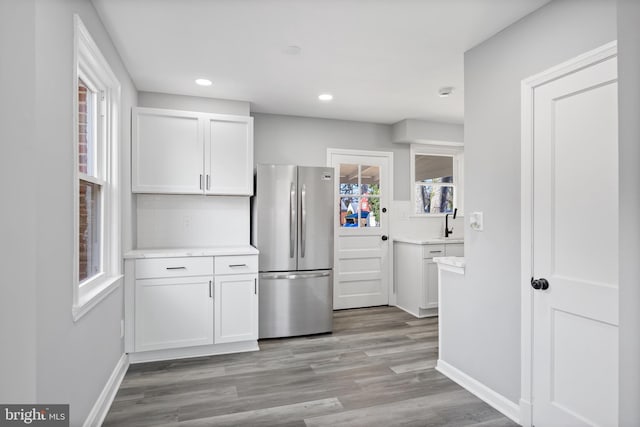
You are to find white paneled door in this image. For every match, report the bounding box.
[327,149,392,309]
[527,46,618,426]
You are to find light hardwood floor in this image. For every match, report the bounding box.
[104,307,518,426]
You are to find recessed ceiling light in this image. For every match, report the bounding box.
[195,78,212,87]
[318,93,333,102]
[438,86,455,97]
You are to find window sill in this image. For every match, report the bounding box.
[72,274,123,322]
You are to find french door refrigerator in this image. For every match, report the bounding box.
[252,164,334,338]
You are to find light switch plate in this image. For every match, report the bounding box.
[470,212,484,231]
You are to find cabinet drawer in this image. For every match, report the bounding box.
[423,245,445,259]
[135,257,213,279]
[446,243,464,257]
[215,255,258,275]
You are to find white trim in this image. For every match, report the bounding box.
[128,340,259,364]
[520,41,617,427]
[436,360,520,424]
[410,143,464,216]
[73,15,122,321]
[72,275,123,321]
[83,353,129,427]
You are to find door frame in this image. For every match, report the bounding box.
[326,148,395,307]
[519,41,618,427]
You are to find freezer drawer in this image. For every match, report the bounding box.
[259,270,333,339]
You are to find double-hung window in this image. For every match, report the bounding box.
[410,144,464,215]
[73,15,121,320]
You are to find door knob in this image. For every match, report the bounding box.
[531,277,549,290]
[381,235,388,241]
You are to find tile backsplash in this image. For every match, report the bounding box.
[136,194,250,249]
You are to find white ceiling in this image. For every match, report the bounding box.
[93,0,550,124]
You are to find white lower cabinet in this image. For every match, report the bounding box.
[125,251,259,361]
[135,275,214,352]
[214,274,258,343]
[394,241,464,318]
[420,259,439,310]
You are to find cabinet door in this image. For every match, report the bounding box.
[135,276,213,352]
[132,107,204,194]
[204,116,253,195]
[420,259,439,309]
[214,274,258,343]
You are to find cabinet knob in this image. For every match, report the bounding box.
[381,235,388,241]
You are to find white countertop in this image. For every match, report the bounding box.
[392,237,464,245]
[124,245,259,259]
[433,256,465,268]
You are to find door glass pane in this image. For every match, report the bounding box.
[360,165,380,227]
[79,179,102,282]
[339,164,359,195]
[340,196,360,227]
[416,185,454,214]
[365,196,380,227]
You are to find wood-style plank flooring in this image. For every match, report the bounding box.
[104,307,518,426]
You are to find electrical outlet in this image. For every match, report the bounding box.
[183,215,192,230]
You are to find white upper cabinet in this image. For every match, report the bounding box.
[133,108,204,194]
[204,116,253,195]
[132,107,254,195]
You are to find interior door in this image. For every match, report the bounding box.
[531,53,618,426]
[328,150,391,309]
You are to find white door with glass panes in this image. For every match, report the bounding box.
[327,149,392,309]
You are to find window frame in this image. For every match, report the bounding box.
[410,142,464,217]
[72,15,122,321]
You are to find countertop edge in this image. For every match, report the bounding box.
[124,246,259,259]
[392,237,464,245]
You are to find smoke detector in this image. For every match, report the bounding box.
[438,86,455,97]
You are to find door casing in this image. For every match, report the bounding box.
[519,40,618,427]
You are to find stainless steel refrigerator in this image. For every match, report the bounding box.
[252,164,334,338]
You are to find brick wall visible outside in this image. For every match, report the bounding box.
[78,82,89,281]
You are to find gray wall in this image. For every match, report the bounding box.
[254,113,410,200]
[392,119,464,144]
[0,0,37,403]
[8,0,136,426]
[138,91,250,116]
[617,0,640,424]
[463,0,616,403]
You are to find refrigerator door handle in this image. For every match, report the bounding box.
[290,182,296,258]
[260,271,331,280]
[301,184,307,258]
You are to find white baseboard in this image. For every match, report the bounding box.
[436,359,520,424]
[128,340,259,364]
[83,353,129,427]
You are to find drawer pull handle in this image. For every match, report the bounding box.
[166,266,187,270]
[429,250,443,253]
[229,264,247,268]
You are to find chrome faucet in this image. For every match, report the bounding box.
[445,208,458,238]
